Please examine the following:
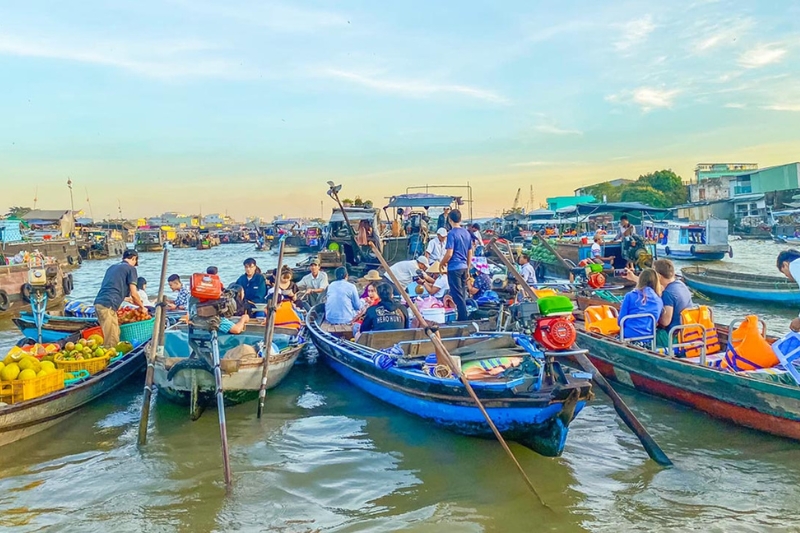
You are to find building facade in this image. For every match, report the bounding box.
[695,163,758,182]
[546,195,595,211]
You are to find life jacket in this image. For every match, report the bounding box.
[722,315,778,371]
[274,301,303,331]
[584,305,620,336]
[680,306,721,357]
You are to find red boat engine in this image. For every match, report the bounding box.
[587,272,606,289]
[534,316,577,351]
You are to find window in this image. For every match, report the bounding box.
[699,189,706,200]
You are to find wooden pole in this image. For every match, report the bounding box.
[210,329,233,488]
[137,248,169,446]
[257,236,286,418]
[369,243,550,507]
[487,240,672,467]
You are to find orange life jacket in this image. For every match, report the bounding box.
[680,306,721,357]
[274,301,303,330]
[584,305,620,336]
[722,315,778,371]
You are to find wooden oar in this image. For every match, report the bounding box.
[487,240,673,467]
[369,243,550,508]
[137,248,169,446]
[210,328,233,488]
[534,233,575,279]
[257,235,286,418]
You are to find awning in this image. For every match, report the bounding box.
[556,202,669,216]
[384,193,461,209]
[728,193,765,203]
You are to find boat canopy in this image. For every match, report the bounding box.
[384,193,461,209]
[556,202,670,216]
[330,208,377,223]
[528,208,555,219]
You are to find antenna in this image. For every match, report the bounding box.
[117,199,123,219]
[33,186,38,209]
[85,187,95,221]
[528,185,534,213]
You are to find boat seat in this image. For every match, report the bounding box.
[584,305,620,336]
[680,306,720,357]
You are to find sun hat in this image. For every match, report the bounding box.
[426,261,446,274]
[362,269,382,281]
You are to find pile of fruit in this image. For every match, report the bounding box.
[527,245,558,264]
[0,353,58,382]
[54,335,133,362]
[117,307,151,324]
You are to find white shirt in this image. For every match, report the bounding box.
[790,260,800,318]
[426,238,446,262]
[520,263,537,285]
[432,275,449,297]
[472,230,483,245]
[591,242,602,258]
[298,271,329,291]
[386,260,420,289]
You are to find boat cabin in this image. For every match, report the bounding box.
[643,219,731,261]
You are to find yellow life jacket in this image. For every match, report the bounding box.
[680,306,721,357]
[584,305,620,336]
[722,315,778,371]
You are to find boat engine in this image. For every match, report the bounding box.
[509,296,577,351]
[624,234,653,268]
[533,316,577,351]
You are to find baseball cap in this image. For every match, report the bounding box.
[436,228,447,237]
[416,256,430,267]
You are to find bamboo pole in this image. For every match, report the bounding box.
[257,236,286,418]
[137,248,169,446]
[369,243,550,507]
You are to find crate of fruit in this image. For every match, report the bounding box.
[119,317,156,345]
[54,352,109,375]
[53,336,112,375]
[0,369,66,404]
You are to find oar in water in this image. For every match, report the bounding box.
[137,248,170,446]
[369,243,551,508]
[487,240,673,467]
[257,235,286,419]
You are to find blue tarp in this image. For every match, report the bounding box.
[384,193,461,209]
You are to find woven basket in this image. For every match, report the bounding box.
[119,317,156,345]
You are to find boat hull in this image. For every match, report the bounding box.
[575,331,800,440]
[0,344,147,447]
[681,266,800,305]
[307,313,591,457]
[658,245,727,261]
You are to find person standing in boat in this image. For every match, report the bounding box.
[518,253,538,286]
[441,209,472,321]
[94,249,143,348]
[615,215,636,269]
[425,228,447,263]
[777,249,800,332]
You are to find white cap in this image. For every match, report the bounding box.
[436,227,448,237]
[416,256,430,267]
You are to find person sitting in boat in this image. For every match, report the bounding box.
[777,249,800,332]
[624,259,693,348]
[385,255,432,291]
[267,266,299,303]
[166,274,190,311]
[324,267,363,325]
[360,282,408,334]
[297,259,329,308]
[618,268,663,342]
[236,258,268,310]
[518,253,537,286]
[421,261,449,299]
[352,280,380,325]
[589,233,615,266]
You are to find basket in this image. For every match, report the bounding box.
[55,352,110,375]
[119,317,156,345]
[82,326,103,340]
[64,369,90,386]
[0,369,66,404]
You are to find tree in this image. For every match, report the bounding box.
[6,206,31,218]
[582,182,622,203]
[620,185,669,207]
[637,169,687,206]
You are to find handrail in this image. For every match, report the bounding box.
[668,324,707,365]
[619,314,657,350]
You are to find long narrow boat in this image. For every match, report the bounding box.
[0,342,147,447]
[154,324,304,406]
[681,266,800,305]
[573,295,800,440]
[306,306,593,457]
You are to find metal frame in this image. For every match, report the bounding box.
[406,184,473,222]
[668,324,708,364]
[619,313,657,350]
[728,317,767,338]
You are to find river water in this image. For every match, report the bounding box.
[1,241,799,532]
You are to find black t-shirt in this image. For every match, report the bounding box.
[361,301,407,333]
[94,262,137,310]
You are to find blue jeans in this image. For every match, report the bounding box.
[447,268,469,321]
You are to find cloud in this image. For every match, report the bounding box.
[534,124,583,136]
[509,161,557,167]
[724,103,746,109]
[614,15,656,52]
[606,87,679,111]
[739,44,787,68]
[0,34,246,79]
[762,103,800,112]
[317,69,509,104]
[693,18,752,53]
[169,0,349,32]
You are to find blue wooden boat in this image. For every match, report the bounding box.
[13,312,98,343]
[306,306,594,457]
[681,266,800,305]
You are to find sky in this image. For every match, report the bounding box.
[2,0,800,220]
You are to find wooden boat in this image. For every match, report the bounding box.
[78,229,127,260]
[0,263,72,321]
[681,266,800,305]
[643,219,731,261]
[573,295,800,440]
[0,341,147,447]
[153,324,304,406]
[306,306,593,457]
[134,229,164,252]
[13,312,98,343]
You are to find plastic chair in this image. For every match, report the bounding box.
[584,305,620,336]
[772,332,800,385]
[619,313,656,350]
[680,306,720,357]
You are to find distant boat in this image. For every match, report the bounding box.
[681,266,800,305]
[643,219,732,261]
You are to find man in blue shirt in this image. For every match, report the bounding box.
[94,249,143,348]
[324,267,363,325]
[441,209,473,321]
